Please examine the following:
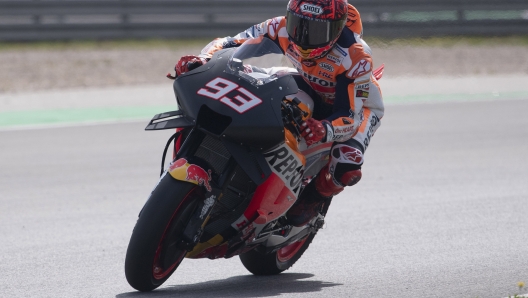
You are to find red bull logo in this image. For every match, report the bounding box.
[169,158,187,171]
[186,164,212,192]
[168,158,213,192]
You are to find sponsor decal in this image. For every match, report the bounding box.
[346,10,358,27]
[236,221,247,229]
[249,24,264,38]
[355,83,369,89]
[335,46,348,57]
[169,158,213,191]
[186,164,213,192]
[359,109,365,123]
[286,54,302,70]
[232,216,248,230]
[318,71,331,79]
[268,18,280,38]
[264,144,305,195]
[331,121,355,141]
[363,114,380,149]
[348,60,371,78]
[169,158,187,171]
[356,90,369,98]
[325,128,334,143]
[301,3,323,15]
[287,44,300,57]
[349,109,355,118]
[321,93,335,104]
[334,125,354,135]
[242,222,256,241]
[326,54,343,65]
[319,62,334,72]
[335,146,363,165]
[302,72,336,88]
[302,60,317,67]
[200,195,216,219]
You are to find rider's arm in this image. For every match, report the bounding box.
[199,17,284,59]
[324,44,383,143]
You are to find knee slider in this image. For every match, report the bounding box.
[339,169,362,186]
[332,144,364,187]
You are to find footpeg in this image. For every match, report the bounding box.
[312,217,325,230]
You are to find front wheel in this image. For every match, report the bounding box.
[125,174,201,292]
[239,233,316,275]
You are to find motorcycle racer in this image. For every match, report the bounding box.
[175,0,384,226]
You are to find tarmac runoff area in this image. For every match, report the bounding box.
[0,74,527,130]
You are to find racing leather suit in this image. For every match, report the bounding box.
[199,4,384,199]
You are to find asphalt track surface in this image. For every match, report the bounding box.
[1,98,528,298]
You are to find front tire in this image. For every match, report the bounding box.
[125,175,201,291]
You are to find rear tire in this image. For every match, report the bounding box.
[125,175,201,292]
[239,233,316,275]
[239,196,332,275]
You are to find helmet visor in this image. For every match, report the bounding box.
[286,11,345,49]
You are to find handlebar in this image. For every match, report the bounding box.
[281,97,309,139]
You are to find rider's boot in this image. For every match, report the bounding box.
[286,166,362,227]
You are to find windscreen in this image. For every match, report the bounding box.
[227,38,292,86]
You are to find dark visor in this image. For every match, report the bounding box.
[286,11,345,49]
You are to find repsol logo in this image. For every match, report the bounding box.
[301,4,322,15]
[302,72,336,87]
[264,144,304,195]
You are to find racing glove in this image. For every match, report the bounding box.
[300,118,332,146]
[175,55,207,76]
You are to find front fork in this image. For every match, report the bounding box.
[176,159,238,251]
[166,128,239,250]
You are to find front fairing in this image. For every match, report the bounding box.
[173,47,298,151]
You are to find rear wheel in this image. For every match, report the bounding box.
[125,175,201,291]
[239,196,332,275]
[239,233,316,275]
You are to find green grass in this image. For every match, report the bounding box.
[1,36,528,52]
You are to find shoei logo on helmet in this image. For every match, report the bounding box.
[301,3,322,15]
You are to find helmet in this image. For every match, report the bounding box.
[286,0,348,60]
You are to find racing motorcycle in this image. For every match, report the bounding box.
[124,38,384,292]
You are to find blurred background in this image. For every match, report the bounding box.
[1,2,528,297]
[0,0,527,94]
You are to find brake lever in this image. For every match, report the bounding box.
[166,72,177,80]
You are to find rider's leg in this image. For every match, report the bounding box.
[317,100,383,196]
[315,140,364,196]
[286,139,364,226]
